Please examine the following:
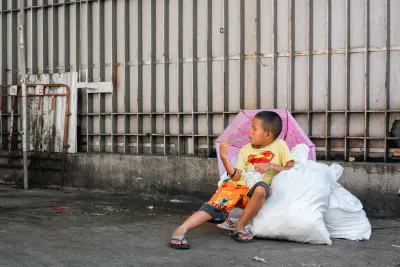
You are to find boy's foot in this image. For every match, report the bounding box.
[170,236,191,249]
[231,231,253,243]
[233,224,253,242]
[171,227,189,247]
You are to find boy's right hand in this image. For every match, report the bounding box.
[220,140,230,158]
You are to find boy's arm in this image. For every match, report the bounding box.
[254,160,294,174]
[254,140,295,174]
[220,140,243,181]
[271,160,294,172]
[221,155,242,181]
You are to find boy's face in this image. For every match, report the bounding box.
[249,117,271,146]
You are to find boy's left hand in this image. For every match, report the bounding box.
[254,163,273,174]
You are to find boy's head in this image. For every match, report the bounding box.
[249,111,282,146]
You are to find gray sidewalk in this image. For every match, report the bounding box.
[0,186,399,267]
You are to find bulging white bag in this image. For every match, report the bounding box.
[250,144,333,245]
[324,209,371,241]
[218,168,264,189]
[328,164,363,212]
[324,164,371,240]
[243,167,264,188]
[218,172,230,188]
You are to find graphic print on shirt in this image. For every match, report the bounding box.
[248,151,275,164]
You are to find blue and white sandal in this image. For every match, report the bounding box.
[170,236,191,249]
[231,231,253,243]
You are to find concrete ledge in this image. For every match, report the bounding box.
[330,162,400,218]
[1,153,399,218]
[65,154,400,218]
[65,153,220,199]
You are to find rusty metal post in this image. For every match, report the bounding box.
[19,0,29,190]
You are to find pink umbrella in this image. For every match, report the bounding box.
[215,109,316,176]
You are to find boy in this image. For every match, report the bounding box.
[170,111,294,249]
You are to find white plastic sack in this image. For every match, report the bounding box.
[250,144,333,245]
[329,163,344,182]
[324,164,371,240]
[324,209,371,240]
[243,167,264,188]
[218,168,264,189]
[329,183,363,212]
[218,172,230,188]
[328,164,363,212]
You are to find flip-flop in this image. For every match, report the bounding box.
[231,231,253,243]
[170,236,191,249]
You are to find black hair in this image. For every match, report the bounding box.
[254,111,282,139]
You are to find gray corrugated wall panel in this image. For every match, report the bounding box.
[1,0,399,161]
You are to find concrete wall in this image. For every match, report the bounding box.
[337,162,400,218]
[3,1,400,159]
[65,154,220,199]
[63,154,400,218]
[1,153,399,218]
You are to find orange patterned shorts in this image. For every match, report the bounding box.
[200,180,270,220]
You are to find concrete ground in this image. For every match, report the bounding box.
[0,186,399,267]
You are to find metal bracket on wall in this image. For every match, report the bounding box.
[76,82,113,94]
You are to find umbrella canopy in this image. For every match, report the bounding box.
[215,109,316,176]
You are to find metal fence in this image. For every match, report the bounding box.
[0,82,70,153]
[1,0,399,161]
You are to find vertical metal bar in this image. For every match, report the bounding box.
[137,0,143,154]
[239,0,244,109]
[75,1,81,150]
[384,0,390,162]
[99,0,105,81]
[8,96,15,156]
[51,1,58,73]
[99,93,105,152]
[308,0,313,137]
[177,0,183,155]
[10,1,17,151]
[288,0,294,112]
[10,1,17,83]
[75,1,80,74]
[19,0,28,189]
[42,0,48,74]
[86,97,93,152]
[163,0,169,155]
[364,0,369,161]
[24,1,28,75]
[99,0,105,153]
[150,0,156,154]
[124,0,130,154]
[325,0,331,160]
[192,0,198,155]
[86,1,93,152]
[206,0,213,156]
[0,1,7,149]
[223,0,228,128]
[111,0,117,153]
[64,1,70,72]
[255,0,260,109]
[272,0,277,109]
[30,0,37,75]
[344,0,350,161]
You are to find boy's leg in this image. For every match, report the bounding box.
[235,183,270,240]
[171,181,249,245]
[171,210,214,245]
